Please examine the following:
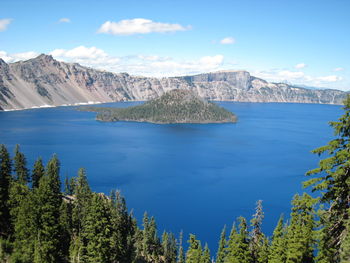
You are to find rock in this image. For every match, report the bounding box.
[0,54,347,111]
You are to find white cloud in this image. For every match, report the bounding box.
[254,68,344,89]
[0,18,12,32]
[58,18,71,23]
[47,46,225,76]
[295,63,306,69]
[97,18,191,35]
[50,46,108,59]
[0,51,39,63]
[316,75,343,82]
[278,70,305,79]
[333,67,344,72]
[220,37,235,45]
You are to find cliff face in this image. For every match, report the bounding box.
[0,54,347,110]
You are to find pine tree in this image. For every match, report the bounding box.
[59,199,72,262]
[340,210,350,263]
[186,234,202,263]
[225,217,251,263]
[10,186,36,263]
[250,200,265,262]
[13,144,29,184]
[268,215,287,263]
[178,230,185,263]
[315,208,337,263]
[34,155,63,263]
[304,95,350,258]
[70,168,92,263]
[258,236,269,263]
[201,243,211,263]
[9,146,31,237]
[32,157,44,189]
[81,193,113,263]
[285,193,316,263]
[0,144,12,238]
[162,231,177,263]
[110,190,136,263]
[216,225,227,263]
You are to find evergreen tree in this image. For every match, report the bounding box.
[81,193,113,263]
[70,168,92,263]
[13,144,29,184]
[0,144,12,238]
[258,236,269,263]
[285,193,316,263]
[250,200,265,262]
[225,217,251,263]
[32,157,44,189]
[315,208,337,263]
[162,231,177,263]
[304,95,350,258]
[201,243,211,263]
[110,190,136,263]
[178,230,185,263]
[59,199,73,262]
[34,155,63,263]
[268,215,287,263]
[10,186,36,263]
[186,234,202,263]
[216,225,227,263]
[340,210,350,263]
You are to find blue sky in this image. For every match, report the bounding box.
[0,0,349,90]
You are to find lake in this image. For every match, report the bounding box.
[0,102,342,252]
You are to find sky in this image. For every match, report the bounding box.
[0,0,349,90]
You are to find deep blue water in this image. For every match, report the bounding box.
[0,102,342,252]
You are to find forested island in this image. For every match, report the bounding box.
[81,89,237,124]
[0,97,350,263]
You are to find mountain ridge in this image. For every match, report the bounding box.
[0,54,347,111]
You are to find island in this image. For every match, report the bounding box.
[81,89,237,124]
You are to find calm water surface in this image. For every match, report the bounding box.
[0,102,342,251]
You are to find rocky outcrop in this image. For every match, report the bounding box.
[0,54,347,111]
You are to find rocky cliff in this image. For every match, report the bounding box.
[0,54,347,111]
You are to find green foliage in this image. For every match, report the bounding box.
[13,144,29,184]
[250,200,265,262]
[304,95,350,256]
[285,193,316,263]
[34,155,63,263]
[178,230,185,263]
[0,144,12,238]
[32,157,44,189]
[225,217,252,263]
[186,234,202,263]
[340,210,350,263]
[81,89,237,124]
[268,215,287,263]
[216,225,227,263]
[161,231,177,263]
[81,193,113,263]
[11,188,36,263]
[201,243,211,263]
